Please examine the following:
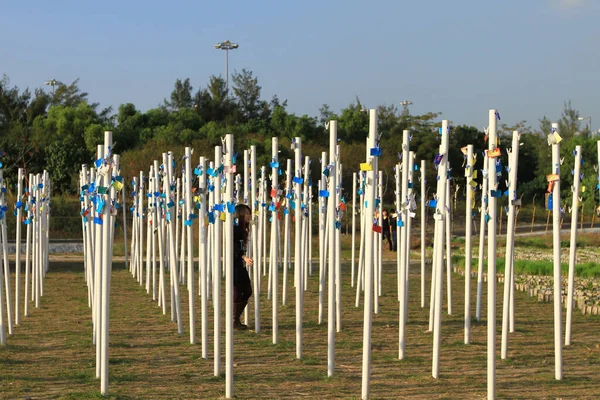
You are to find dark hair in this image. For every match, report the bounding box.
[235,203,252,244]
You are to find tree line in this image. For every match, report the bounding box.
[1,72,598,208]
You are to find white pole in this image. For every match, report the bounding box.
[476,167,488,321]
[198,156,208,358]
[420,160,426,308]
[487,110,499,399]
[293,137,304,359]
[166,152,183,334]
[432,120,449,379]
[445,179,452,315]
[361,109,378,399]
[250,146,259,332]
[335,146,342,331]
[550,122,563,380]
[501,132,520,357]
[396,163,401,302]
[0,175,5,344]
[565,145,582,345]
[356,171,366,308]
[283,159,292,306]
[94,145,104,378]
[224,134,234,399]
[351,172,357,288]
[100,131,113,395]
[184,147,196,344]
[270,137,279,344]
[15,168,23,325]
[399,130,409,359]
[0,169,13,335]
[214,145,223,375]
[464,145,474,344]
[327,122,337,375]
[138,171,145,286]
[318,154,327,323]
[23,175,33,318]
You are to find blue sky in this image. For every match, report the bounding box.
[2,0,599,131]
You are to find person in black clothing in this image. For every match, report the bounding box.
[382,209,393,251]
[389,211,398,251]
[234,204,253,330]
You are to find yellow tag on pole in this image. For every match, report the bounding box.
[360,162,372,171]
[473,169,477,179]
[220,212,226,221]
[112,180,124,192]
[581,186,586,193]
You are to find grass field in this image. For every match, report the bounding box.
[1,258,600,399]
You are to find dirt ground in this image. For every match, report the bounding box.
[1,259,599,399]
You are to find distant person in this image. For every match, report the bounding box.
[389,211,398,251]
[234,204,253,330]
[382,209,393,251]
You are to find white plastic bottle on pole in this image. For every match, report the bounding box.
[565,145,582,346]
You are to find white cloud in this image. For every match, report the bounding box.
[557,0,586,9]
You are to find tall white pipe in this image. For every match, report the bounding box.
[100,131,113,395]
[271,137,279,344]
[464,145,474,344]
[551,122,563,380]
[214,146,223,375]
[294,137,304,359]
[351,173,357,288]
[487,110,498,399]
[327,122,337,375]
[224,135,234,399]
[565,145,582,345]
[318,154,327,323]
[361,109,378,399]
[198,156,208,358]
[399,130,409,360]
[432,120,449,379]
[250,146,259,332]
[283,159,292,306]
[476,168,488,321]
[501,132,520,358]
[14,168,23,325]
[420,160,426,308]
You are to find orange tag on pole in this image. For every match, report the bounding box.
[487,148,501,158]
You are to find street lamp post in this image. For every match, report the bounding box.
[400,100,413,116]
[214,40,239,94]
[578,116,592,135]
[44,79,61,97]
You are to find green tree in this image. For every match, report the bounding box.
[165,78,193,110]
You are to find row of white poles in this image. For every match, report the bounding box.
[74,122,598,399]
[0,168,50,346]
